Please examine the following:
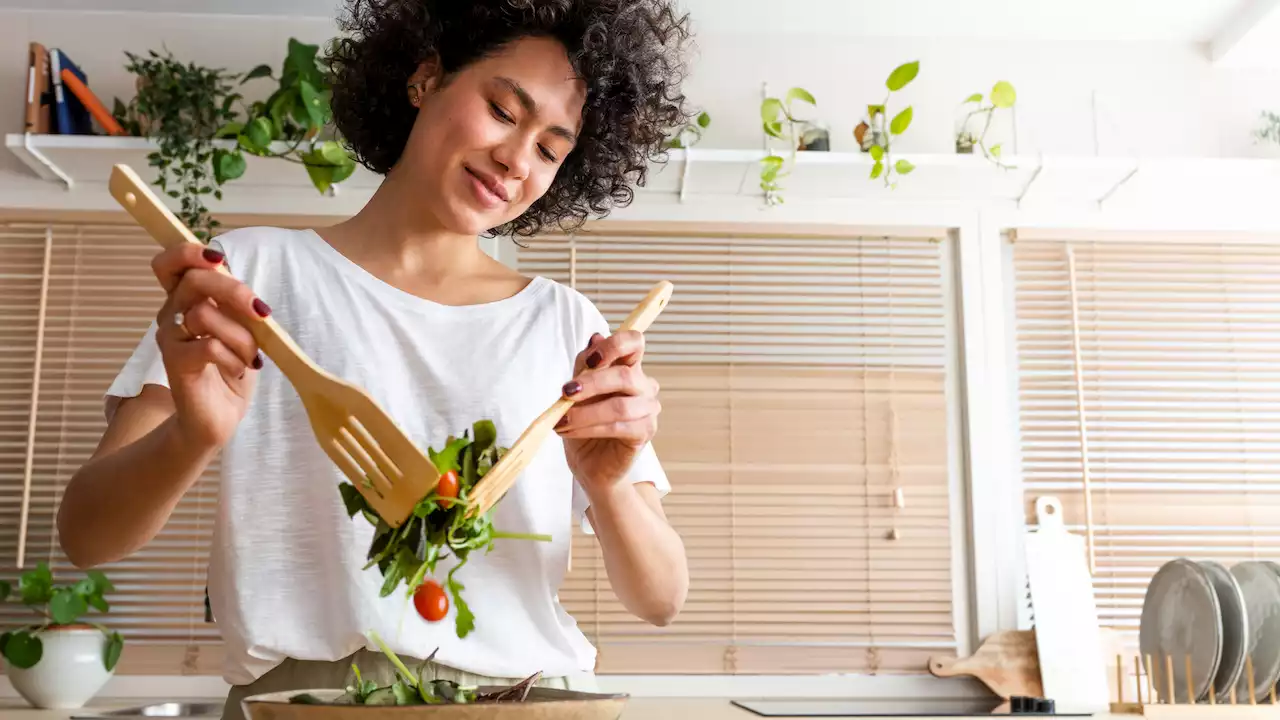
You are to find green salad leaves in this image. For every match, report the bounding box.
[338,420,550,639]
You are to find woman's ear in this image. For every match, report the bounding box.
[406,57,443,108]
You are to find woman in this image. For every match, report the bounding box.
[56,1,692,717]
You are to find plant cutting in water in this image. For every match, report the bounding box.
[667,110,711,148]
[759,87,818,205]
[0,564,122,672]
[863,61,919,188]
[957,80,1017,167]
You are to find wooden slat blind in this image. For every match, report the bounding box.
[1012,236,1280,641]
[0,222,222,674]
[520,229,957,674]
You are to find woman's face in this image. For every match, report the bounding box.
[398,36,587,236]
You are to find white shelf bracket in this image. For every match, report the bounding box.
[21,133,73,190]
[1014,155,1044,208]
[678,148,693,203]
[1096,164,1139,209]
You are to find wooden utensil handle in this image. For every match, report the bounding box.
[108,163,320,383]
[618,281,673,334]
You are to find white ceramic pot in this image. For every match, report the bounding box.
[6,626,114,709]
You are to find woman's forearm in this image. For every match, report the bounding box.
[58,411,218,569]
[584,481,688,626]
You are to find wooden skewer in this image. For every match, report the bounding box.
[1166,655,1176,704]
[1270,682,1277,705]
[1185,655,1195,704]
[1232,680,1238,705]
[1117,654,1125,704]
[1248,655,1258,705]
[1209,672,1217,705]
[1134,655,1144,705]
[1152,650,1162,702]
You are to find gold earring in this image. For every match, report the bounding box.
[407,83,422,107]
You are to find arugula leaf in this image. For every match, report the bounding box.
[427,437,469,473]
[447,565,476,638]
[392,681,418,705]
[339,483,370,518]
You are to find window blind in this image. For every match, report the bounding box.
[0,222,222,674]
[1012,235,1280,642]
[519,226,958,674]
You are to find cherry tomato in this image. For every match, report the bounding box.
[413,580,449,622]
[435,470,459,508]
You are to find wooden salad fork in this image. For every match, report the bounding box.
[469,281,674,516]
[108,163,438,527]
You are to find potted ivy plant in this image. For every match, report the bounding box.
[1,563,123,709]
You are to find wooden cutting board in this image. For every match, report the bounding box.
[929,629,1044,704]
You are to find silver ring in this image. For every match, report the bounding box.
[172,311,193,339]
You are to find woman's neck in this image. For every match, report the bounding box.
[315,172,529,306]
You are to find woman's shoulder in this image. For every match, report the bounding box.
[208,225,310,257]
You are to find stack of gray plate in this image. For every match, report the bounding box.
[1139,559,1280,704]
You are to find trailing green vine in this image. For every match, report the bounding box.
[114,39,356,240]
[114,49,239,240]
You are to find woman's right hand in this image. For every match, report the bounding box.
[152,244,270,450]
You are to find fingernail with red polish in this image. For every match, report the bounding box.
[252,353,264,370]
[586,352,602,369]
[562,380,582,396]
[202,248,225,264]
[252,298,271,317]
[556,416,568,429]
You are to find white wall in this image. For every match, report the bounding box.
[4,7,1280,200]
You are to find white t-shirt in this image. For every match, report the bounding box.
[105,227,669,685]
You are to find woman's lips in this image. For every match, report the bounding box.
[465,167,508,208]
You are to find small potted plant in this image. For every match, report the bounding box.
[1,563,123,709]
[956,81,1017,166]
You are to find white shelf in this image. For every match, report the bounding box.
[7,134,1280,216]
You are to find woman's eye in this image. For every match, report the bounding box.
[538,145,558,163]
[489,102,514,123]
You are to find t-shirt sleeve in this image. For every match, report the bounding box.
[569,295,672,533]
[104,320,170,422]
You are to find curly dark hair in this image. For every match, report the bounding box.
[326,0,692,238]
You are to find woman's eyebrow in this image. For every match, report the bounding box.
[494,76,578,144]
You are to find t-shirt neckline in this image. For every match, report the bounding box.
[300,228,548,315]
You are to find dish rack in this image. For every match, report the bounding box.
[1111,652,1280,717]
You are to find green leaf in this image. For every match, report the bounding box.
[427,436,469,474]
[285,38,322,86]
[886,61,920,92]
[246,117,273,150]
[990,144,1003,158]
[696,111,711,128]
[50,589,88,625]
[304,161,336,195]
[318,140,347,165]
[103,631,123,671]
[990,81,1016,109]
[331,159,356,185]
[299,80,325,128]
[890,106,913,135]
[391,681,417,705]
[964,93,983,104]
[3,631,42,669]
[763,121,784,139]
[894,159,916,175]
[448,574,475,639]
[86,593,109,613]
[869,144,884,162]
[242,64,273,82]
[0,580,10,601]
[19,562,53,605]
[870,161,884,180]
[214,149,246,184]
[338,483,370,518]
[786,87,816,106]
[760,97,783,125]
[472,420,497,454]
[214,122,243,139]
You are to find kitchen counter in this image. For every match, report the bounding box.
[0,698,1137,719]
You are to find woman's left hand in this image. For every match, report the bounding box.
[558,331,661,494]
